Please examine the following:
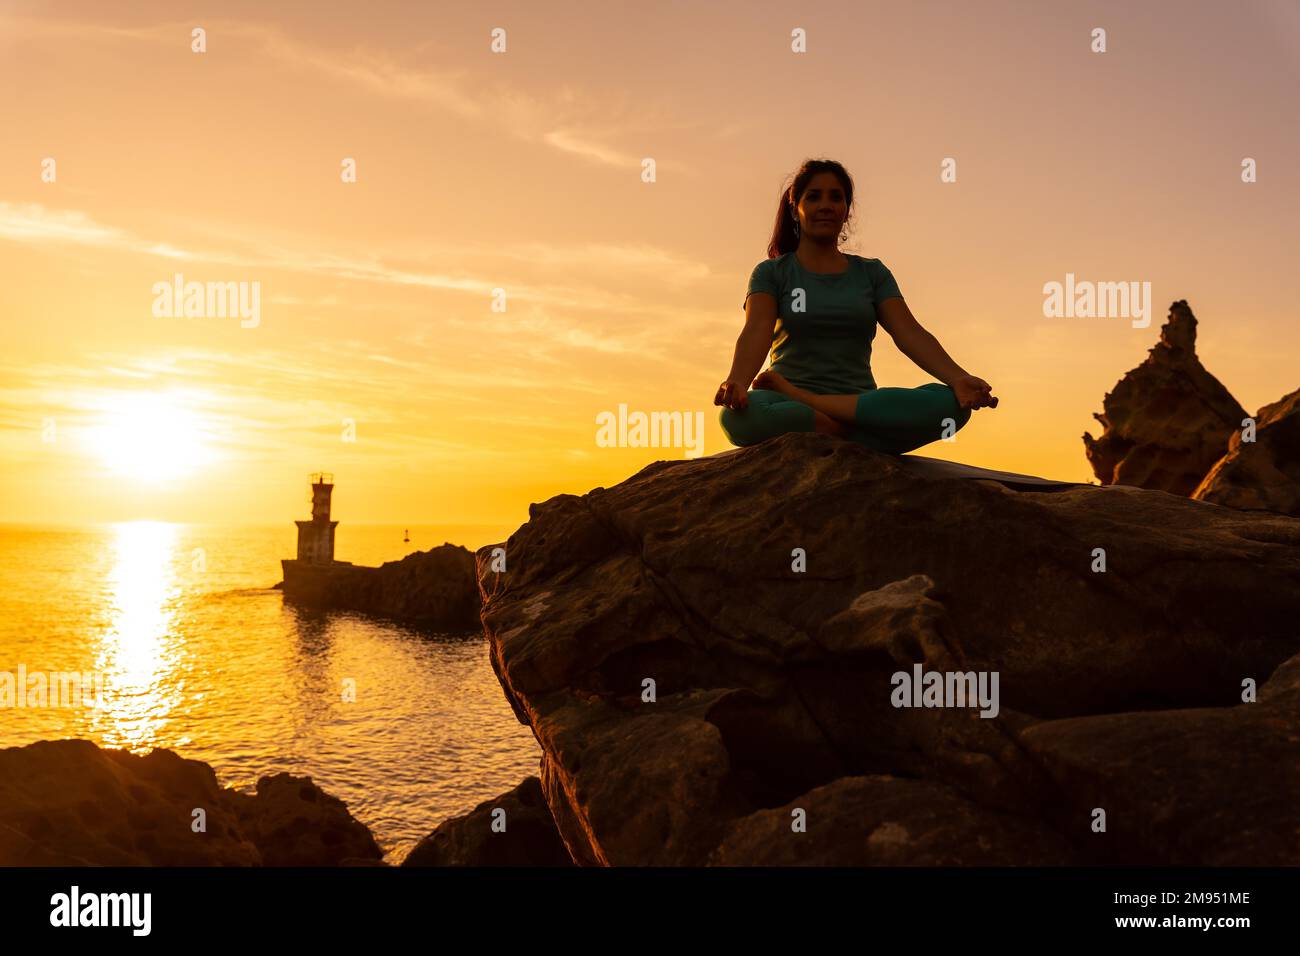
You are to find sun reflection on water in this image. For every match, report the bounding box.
[89,521,186,751]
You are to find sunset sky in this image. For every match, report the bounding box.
[1,0,1297,528]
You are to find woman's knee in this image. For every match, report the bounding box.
[719,392,813,447]
[950,400,972,432]
[926,383,971,433]
[894,386,970,451]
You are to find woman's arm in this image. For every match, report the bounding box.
[714,293,778,410]
[877,298,997,409]
[876,298,968,383]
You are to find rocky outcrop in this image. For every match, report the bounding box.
[280,543,480,630]
[229,772,385,866]
[477,432,1300,865]
[401,776,572,866]
[1193,387,1300,517]
[0,739,384,866]
[1083,300,1247,495]
[1016,651,1300,866]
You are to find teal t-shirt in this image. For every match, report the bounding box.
[743,252,903,395]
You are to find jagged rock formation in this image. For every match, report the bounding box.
[1193,387,1300,516]
[1083,301,1247,495]
[402,776,572,866]
[477,432,1300,865]
[280,543,480,630]
[0,739,384,866]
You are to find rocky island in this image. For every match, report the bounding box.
[279,542,480,631]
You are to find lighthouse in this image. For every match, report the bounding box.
[294,472,338,565]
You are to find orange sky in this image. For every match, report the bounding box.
[1,0,1297,527]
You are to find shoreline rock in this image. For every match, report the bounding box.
[0,739,384,866]
[476,432,1300,865]
[1193,387,1300,516]
[401,776,572,866]
[1083,300,1247,496]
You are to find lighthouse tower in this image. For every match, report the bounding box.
[294,472,337,565]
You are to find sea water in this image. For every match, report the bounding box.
[0,522,540,863]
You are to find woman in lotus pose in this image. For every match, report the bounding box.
[715,158,997,452]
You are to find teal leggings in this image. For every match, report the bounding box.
[719,383,971,453]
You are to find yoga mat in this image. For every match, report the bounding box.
[898,454,1084,490]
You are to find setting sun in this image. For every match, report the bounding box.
[86,393,215,483]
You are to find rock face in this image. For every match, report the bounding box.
[0,739,384,866]
[229,772,385,866]
[1083,300,1247,496]
[402,776,572,866]
[478,432,1300,865]
[280,543,480,630]
[1193,388,1300,517]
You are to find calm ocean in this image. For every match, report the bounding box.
[0,521,539,863]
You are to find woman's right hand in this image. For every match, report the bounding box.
[714,379,748,411]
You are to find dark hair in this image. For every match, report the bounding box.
[766,158,856,258]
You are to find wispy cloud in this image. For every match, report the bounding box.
[543,130,640,169]
[0,201,698,343]
[5,14,677,172]
[0,203,135,247]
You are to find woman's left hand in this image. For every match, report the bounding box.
[952,375,998,410]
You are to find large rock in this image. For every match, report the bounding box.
[280,543,480,630]
[708,775,1076,866]
[1017,652,1300,865]
[477,432,1300,865]
[1083,300,1247,495]
[1193,387,1300,516]
[401,776,572,866]
[229,772,386,866]
[0,739,383,866]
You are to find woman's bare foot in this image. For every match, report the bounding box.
[753,368,796,397]
[813,409,851,437]
[753,369,849,436]
[754,369,853,436]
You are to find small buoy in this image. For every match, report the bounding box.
[403,529,410,543]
